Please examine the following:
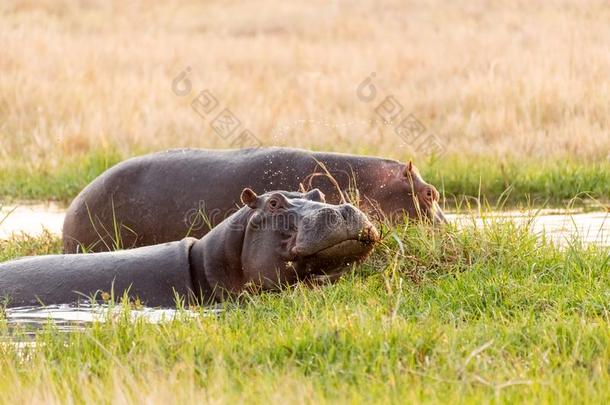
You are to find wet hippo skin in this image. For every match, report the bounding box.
[1,189,379,308]
[0,239,195,307]
[63,147,443,252]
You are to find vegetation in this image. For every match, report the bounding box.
[0,151,120,202]
[1,150,609,207]
[1,1,608,403]
[1,1,609,206]
[0,220,609,403]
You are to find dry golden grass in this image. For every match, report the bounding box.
[1,0,609,170]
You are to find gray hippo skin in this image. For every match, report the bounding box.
[63,147,443,252]
[0,189,379,308]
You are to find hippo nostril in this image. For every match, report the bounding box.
[422,186,439,204]
[339,205,354,222]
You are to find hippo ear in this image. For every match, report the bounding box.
[306,188,326,202]
[402,160,413,177]
[240,188,259,208]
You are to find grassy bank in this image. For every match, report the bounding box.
[1,151,608,208]
[1,221,609,403]
[0,151,121,203]
[425,157,610,209]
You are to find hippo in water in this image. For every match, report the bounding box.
[0,189,379,308]
[63,147,444,253]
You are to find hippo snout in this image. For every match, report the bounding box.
[292,204,379,257]
[417,184,439,208]
[339,204,379,242]
[414,184,447,225]
[358,223,380,245]
[432,202,448,224]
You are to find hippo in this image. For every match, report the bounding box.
[0,189,379,308]
[63,147,443,253]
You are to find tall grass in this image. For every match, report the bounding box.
[0,219,608,403]
[1,1,609,204]
[1,0,609,169]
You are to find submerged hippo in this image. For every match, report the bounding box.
[63,147,444,253]
[0,189,379,308]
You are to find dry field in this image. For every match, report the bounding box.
[1,0,609,171]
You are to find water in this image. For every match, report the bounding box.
[0,204,608,334]
[1,203,608,246]
[3,303,221,339]
[446,209,610,246]
[1,304,221,352]
[0,203,64,239]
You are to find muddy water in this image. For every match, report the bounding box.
[446,209,610,247]
[0,203,64,239]
[0,204,608,334]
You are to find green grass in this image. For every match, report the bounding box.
[0,150,608,207]
[424,157,610,209]
[0,150,121,203]
[0,220,608,403]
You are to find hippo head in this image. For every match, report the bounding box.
[238,188,379,289]
[368,161,446,225]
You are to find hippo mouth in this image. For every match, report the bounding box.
[311,238,375,259]
[311,224,378,257]
[425,201,447,225]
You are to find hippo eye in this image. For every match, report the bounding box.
[268,198,284,211]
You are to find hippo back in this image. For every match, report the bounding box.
[62,147,399,252]
[0,239,196,307]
